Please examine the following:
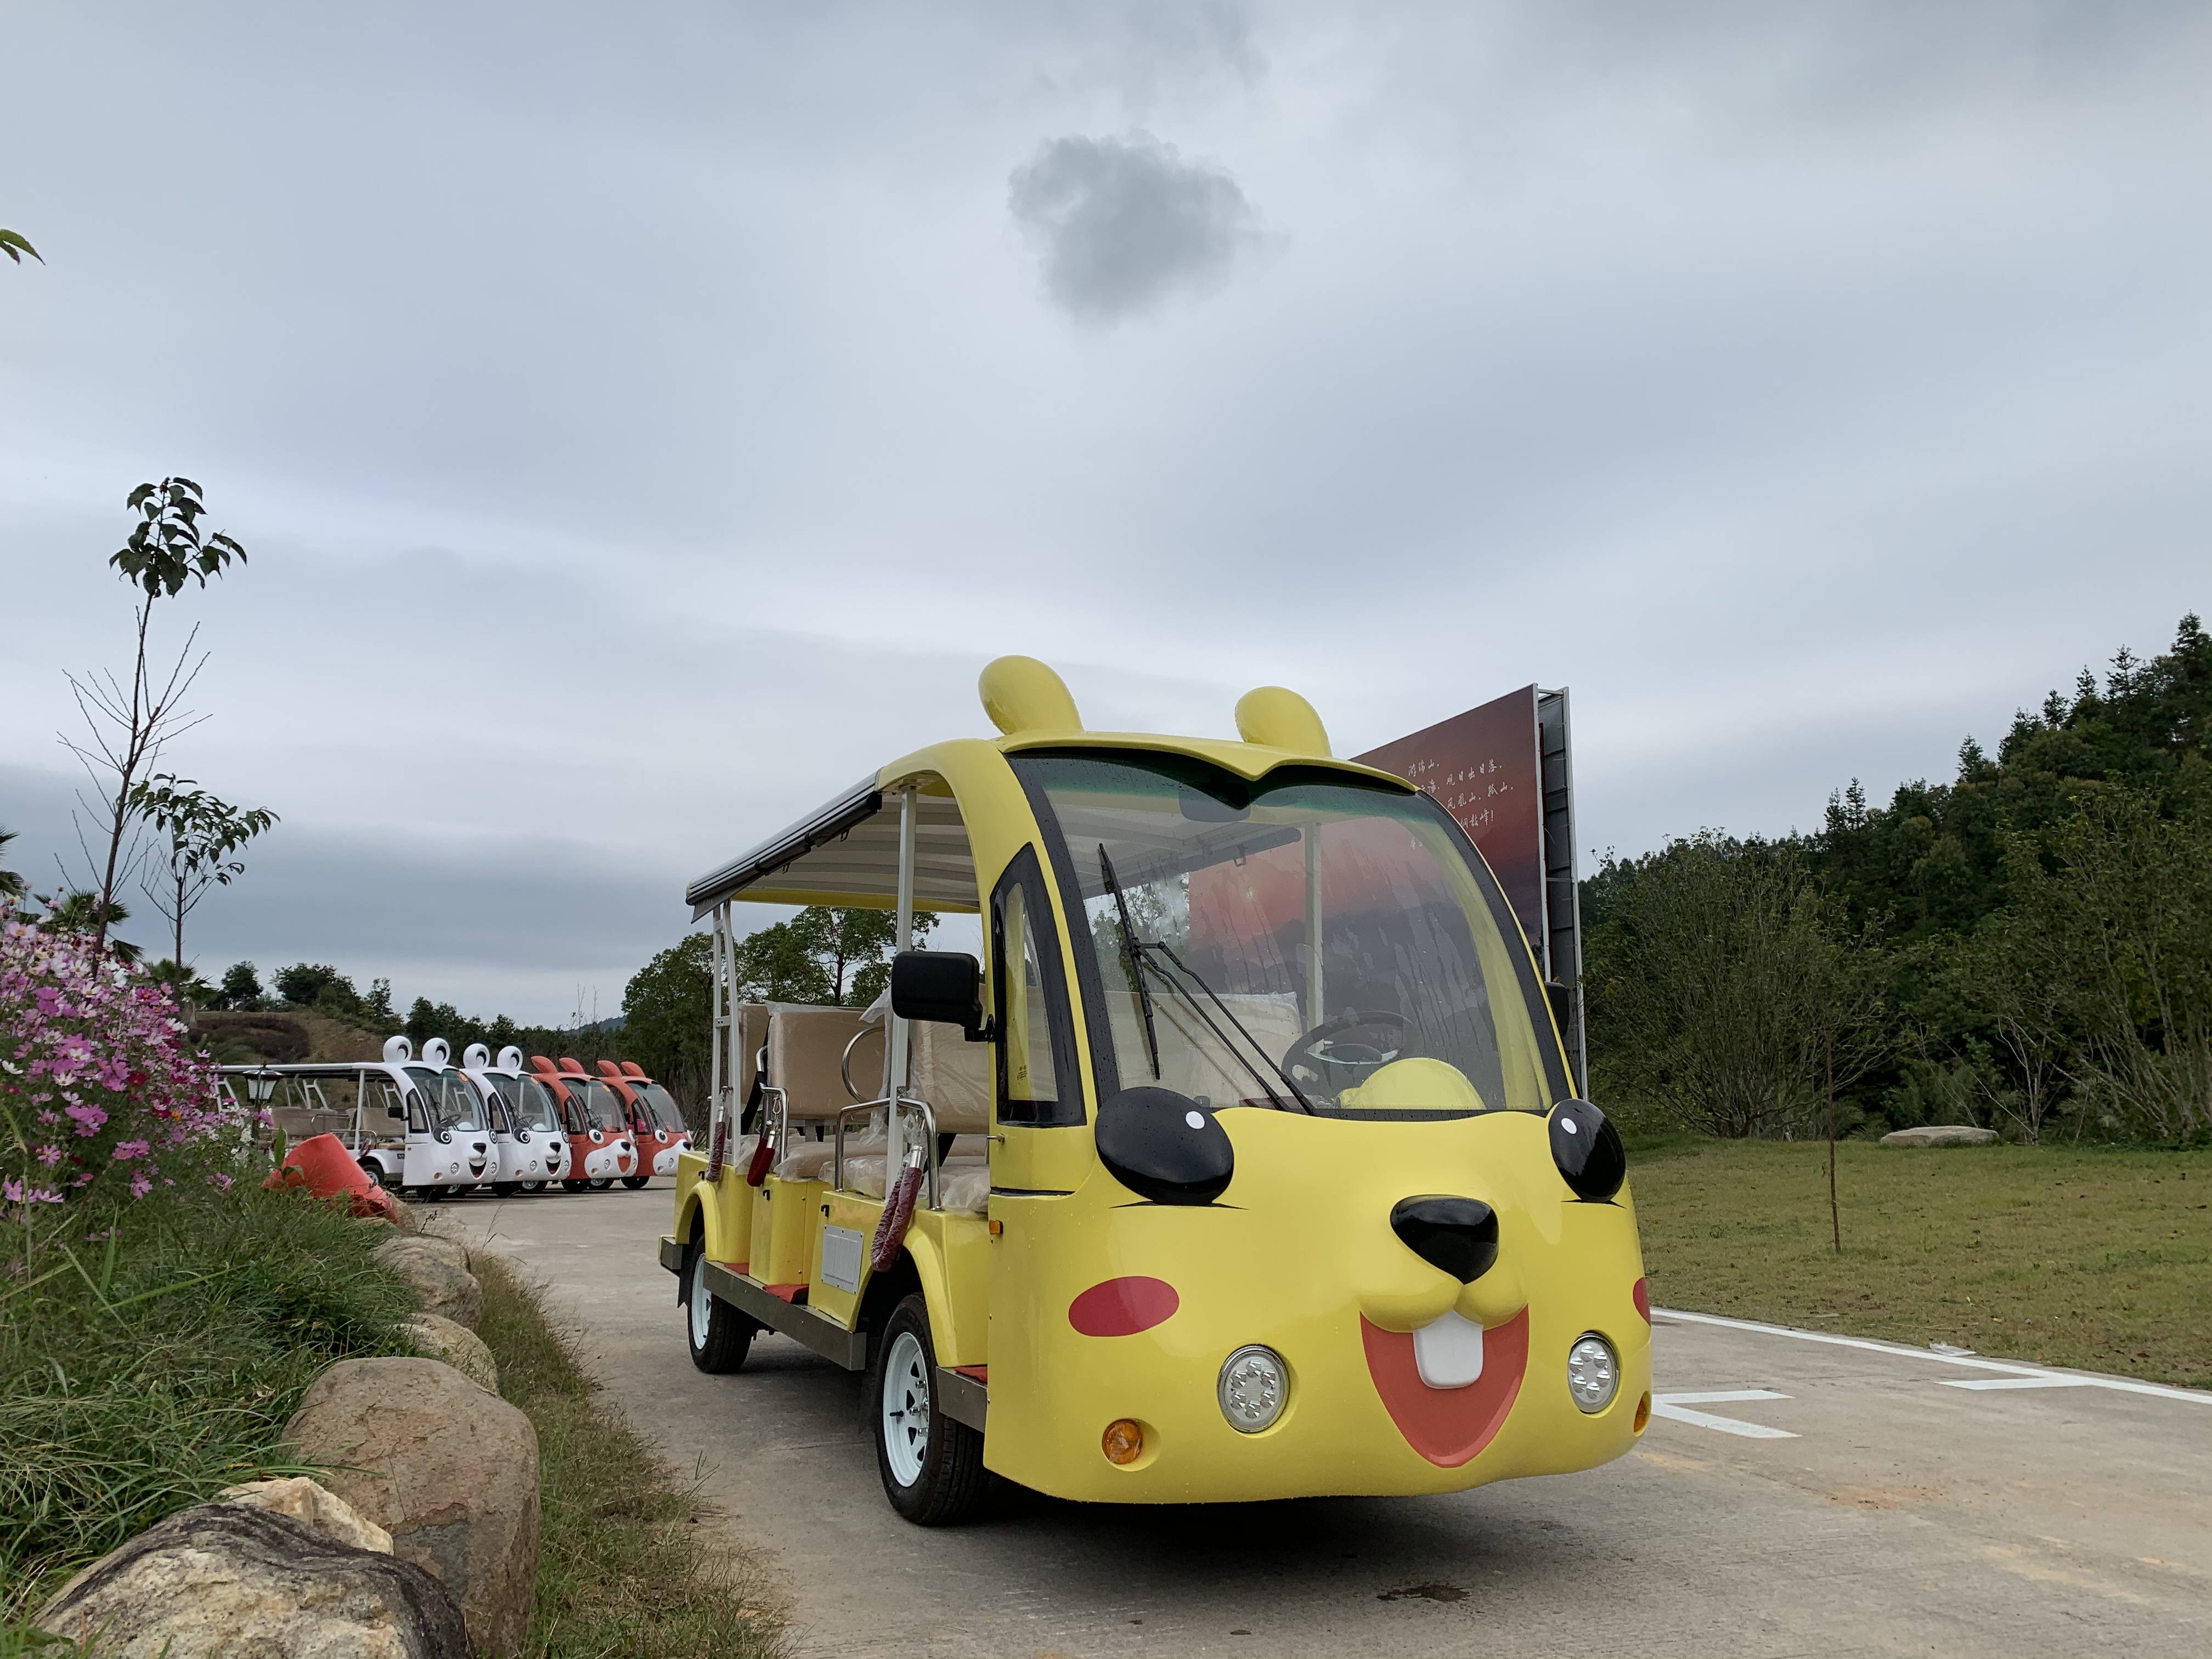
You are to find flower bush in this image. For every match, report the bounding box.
[1,899,238,1213]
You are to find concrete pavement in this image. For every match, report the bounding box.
[436,1183,2211,1657]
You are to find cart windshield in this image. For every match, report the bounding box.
[1014,751,1562,1117]
[493,1074,563,1133]
[631,1082,686,1133]
[567,1078,627,1133]
[405,1065,483,1133]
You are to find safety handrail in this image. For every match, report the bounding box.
[832,1094,942,1210]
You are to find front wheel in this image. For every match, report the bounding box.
[684,1238,755,1374]
[589,1177,614,1191]
[561,1179,591,1193]
[360,1160,387,1189]
[523,1181,547,1194]
[620,1175,652,1190]
[871,1293,988,1525]
[490,1182,522,1197]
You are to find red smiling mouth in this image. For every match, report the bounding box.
[1360,1307,1530,1467]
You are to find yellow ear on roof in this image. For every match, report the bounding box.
[1234,686,1331,755]
[980,656,1084,735]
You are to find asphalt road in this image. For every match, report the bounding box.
[437,1184,2212,1658]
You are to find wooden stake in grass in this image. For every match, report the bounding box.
[1827,1030,1841,1254]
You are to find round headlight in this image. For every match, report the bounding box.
[1566,1333,1619,1413]
[1218,1345,1288,1433]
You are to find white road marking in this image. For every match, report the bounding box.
[1651,1391,1799,1438]
[1652,1307,2212,1407]
[1938,1376,2097,1392]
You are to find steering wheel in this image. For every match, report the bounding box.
[1283,1009,1410,1090]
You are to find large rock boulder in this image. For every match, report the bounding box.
[216,1476,393,1552]
[286,1356,539,1657]
[405,1313,500,1393]
[37,1503,468,1658]
[1880,1125,1999,1147]
[373,1235,483,1329]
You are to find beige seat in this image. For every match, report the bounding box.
[907,1020,992,1132]
[766,1007,876,1121]
[1096,989,1306,1104]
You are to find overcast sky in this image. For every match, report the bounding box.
[4,3,2208,1023]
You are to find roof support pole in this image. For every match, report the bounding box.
[1304,825,1324,1026]
[884,787,917,1177]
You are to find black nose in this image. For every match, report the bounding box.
[1390,1195,1498,1282]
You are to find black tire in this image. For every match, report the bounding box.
[562,1178,591,1193]
[589,1177,614,1191]
[524,1181,547,1194]
[683,1235,755,1374]
[408,1186,443,1204]
[621,1175,652,1190]
[490,1182,522,1197]
[871,1293,988,1525]
[360,1161,387,1189]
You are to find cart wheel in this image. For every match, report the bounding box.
[490,1182,522,1197]
[360,1161,386,1189]
[621,1175,652,1190]
[684,1236,755,1374]
[589,1177,614,1190]
[524,1181,547,1194]
[562,1179,591,1193]
[871,1293,988,1525]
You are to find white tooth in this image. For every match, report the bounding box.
[1412,1309,1486,1389]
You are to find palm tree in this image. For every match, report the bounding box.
[0,826,25,900]
[37,889,144,964]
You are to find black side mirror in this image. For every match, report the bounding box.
[890,950,987,1039]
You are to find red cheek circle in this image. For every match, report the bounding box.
[1633,1277,1651,1323]
[1069,1276,1180,1337]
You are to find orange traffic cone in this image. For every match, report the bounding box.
[262,1132,403,1223]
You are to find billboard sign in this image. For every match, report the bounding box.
[1355,685,1583,1090]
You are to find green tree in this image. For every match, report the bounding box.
[275,963,358,1012]
[35,890,143,963]
[362,977,396,1026]
[623,932,715,1108]
[1583,834,1875,1138]
[127,774,277,969]
[213,960,262,1010]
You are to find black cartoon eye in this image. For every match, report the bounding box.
[1549,1098,1626,1201]
[1095,1086,1234,1205]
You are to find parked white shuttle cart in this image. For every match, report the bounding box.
[219,1035,492,1200]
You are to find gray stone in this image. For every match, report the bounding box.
[1880,1124,1999,1147]
[373,1235,483,1329]
[37,1503,467,1658]
[216,1476,393,1553]
[405,1312,500,1393]
[286,1356,539,1658]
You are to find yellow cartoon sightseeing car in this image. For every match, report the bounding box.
[661,658,1650,1523]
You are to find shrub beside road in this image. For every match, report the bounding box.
[1629,1136,2212,1388]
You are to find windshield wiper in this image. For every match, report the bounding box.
[1094,843,1316,1115]
[1097,845,1162,1081]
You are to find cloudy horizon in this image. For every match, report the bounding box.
[5,3,2208,1024]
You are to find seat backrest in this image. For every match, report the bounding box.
[1096,989,1305,1106]
[766,1007,874,1120]
[908,1020,992,1133]
[735,1002,769,1101]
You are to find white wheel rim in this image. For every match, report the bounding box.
[689,1252,713,1350]
[881,1330,930,1487]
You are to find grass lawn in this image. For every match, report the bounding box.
[1625,1137,2212,1390]
[472,1251,785,1659]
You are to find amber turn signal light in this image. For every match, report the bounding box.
[1102,1418,1144,1466]
[1633,1392,1651,1434]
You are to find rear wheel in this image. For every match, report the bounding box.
[523,1181,547,1194]
[621,1175,652,1190]
[360,1161,387,1189]
[490,1182,522,1197]
[561,1179,591,1193]
[589,1177,614,1190]
[684,1237,755,1374]
[871,1293,988,1525]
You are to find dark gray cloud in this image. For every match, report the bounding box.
[1008,132,1260,320]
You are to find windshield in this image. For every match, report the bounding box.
[1015,751,1563,1118]
[565,1077,627,1133]
[631,1082,685,1133]
[405,1065,482,1133]
[493,1074,564,1133]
